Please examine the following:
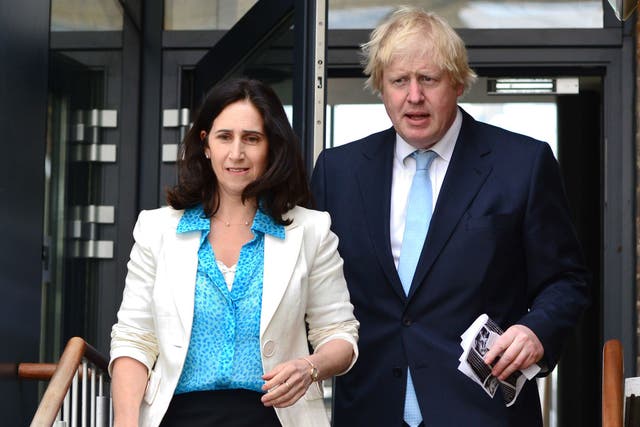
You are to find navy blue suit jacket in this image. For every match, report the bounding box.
[311,110,589,427]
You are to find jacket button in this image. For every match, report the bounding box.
[402,317,412,326]
[263,340,276,357]
[392,367,403,378]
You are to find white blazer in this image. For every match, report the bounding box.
[110,206,359,427]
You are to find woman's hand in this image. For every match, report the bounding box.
[261,340,354,408]
[261,358,314,408]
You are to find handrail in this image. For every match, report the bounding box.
[30,337,110,427]
[602,339,623,427]
[0,362,57,381]
[19,363,58,381]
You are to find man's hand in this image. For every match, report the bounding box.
[483,324,544,380]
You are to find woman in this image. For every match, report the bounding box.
[109,78,359,427]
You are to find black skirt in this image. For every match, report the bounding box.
[159,389,281,427]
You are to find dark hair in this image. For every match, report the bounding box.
[166,78,311,225]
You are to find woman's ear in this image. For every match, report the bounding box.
[201,131,211,159]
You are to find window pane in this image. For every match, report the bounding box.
[330,104,391,147]
[326,78,559,155]
[51,0,123,31]
[459,102,558,156]
[328,0,603,29]
[164,0,258,30]
[326,102,557,154]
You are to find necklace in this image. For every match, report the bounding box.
[212,215,251,227]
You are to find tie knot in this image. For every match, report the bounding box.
[412,150,437,171]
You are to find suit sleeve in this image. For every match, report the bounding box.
[517,142,590,370]
[109,210,160,376]
[310,150,328,212]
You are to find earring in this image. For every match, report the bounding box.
[205,153,210,159]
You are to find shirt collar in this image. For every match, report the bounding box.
[394,107,462,165]
[177,205,209,233]
[252,207,285,240]
[177,204,285,240]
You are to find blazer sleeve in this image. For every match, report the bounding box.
[516,142,590,370]
[109,210,160,376]
[304,210,359,374]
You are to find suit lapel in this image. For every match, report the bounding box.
[165,230,200,338]
[408,111,493,298]
[356,128,406,300]
[260,224,303,336]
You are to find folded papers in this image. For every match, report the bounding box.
[458,314,541,407]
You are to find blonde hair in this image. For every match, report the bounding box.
[362,5,477,94]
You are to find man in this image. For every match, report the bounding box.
[311,6,589,427]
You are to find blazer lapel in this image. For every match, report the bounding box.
[356,128,406,300]
[163,229,201,339]
[408,110,493,298]
[260,224,303,336]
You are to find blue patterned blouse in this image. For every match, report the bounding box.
[174,205,285,394]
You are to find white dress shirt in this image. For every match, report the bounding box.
[390,108,462,268]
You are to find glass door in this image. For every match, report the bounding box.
[44,0,129,357]
[42,51,119,359]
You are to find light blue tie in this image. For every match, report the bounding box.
[398,150,437,427]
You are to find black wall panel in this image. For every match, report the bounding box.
[0,0,49,424]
